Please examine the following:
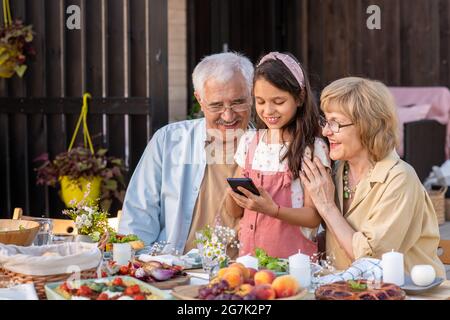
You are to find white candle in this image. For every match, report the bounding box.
[236,255,259,269]
[288,250,311,288]
[113,243,132,266]
[382,250,404,286]
[411,265,436,286]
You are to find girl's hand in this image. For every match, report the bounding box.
[227,186,278,216]
[300,156,336,215]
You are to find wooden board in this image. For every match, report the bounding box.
[407,280,450,300]
[171,284,308,300]
[149,275,191,290]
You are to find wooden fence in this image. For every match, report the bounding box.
[0,0,168,218]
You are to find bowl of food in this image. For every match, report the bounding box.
[0,219,40,246]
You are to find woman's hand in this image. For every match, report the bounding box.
[300,156,336,215]
[227,186,278,216]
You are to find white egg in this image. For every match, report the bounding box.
[410,265,436,286]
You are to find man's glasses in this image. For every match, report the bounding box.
[202,99,252,114]
[319,116,354,133]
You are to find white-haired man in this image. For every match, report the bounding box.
[119,52,254,254]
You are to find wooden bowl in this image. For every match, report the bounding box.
[0,219,40,246]
[171,284,308,300]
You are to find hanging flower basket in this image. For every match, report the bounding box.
[34,94,127,210]
[0,0,35,78]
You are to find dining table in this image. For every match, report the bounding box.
[171,268,450,300]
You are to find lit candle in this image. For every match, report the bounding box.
[382,250,404,286]
[411,265,436,286]
[113,243,132,266]
[236,255,259,270]
[288,250,311,288]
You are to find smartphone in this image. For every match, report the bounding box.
[227,178,260,197]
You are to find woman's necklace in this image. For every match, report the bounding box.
[343,162,356,199]
[343,161,374,199]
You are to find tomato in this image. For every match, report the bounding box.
[112,277,124,286]
[119,265,129,275]
[101,271,108,278]
[97,293,109,300]
[133,294,145,300]
[76,285,92,297]
[124,287,135,296]
[129,269,136,277]
[130,284,141,294]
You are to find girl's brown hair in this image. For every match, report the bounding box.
[254,53,322,179]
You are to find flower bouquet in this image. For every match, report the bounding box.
[62,185,112,242]
[194,225,239,278]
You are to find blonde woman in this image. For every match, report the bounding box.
[301,77,446,278]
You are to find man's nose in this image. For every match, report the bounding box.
[221,108,236,122]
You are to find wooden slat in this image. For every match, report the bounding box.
[439,0,450,87]
[148,0,168,133]
[400,0,441,85]
[0,114,11,218]
[107,0,126,161]
[9,114,29,213]
[45,0,65,97]
[130,0,148,97]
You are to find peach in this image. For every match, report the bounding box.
[222,269,244,289]
[254,270,276,285]
[236,283,254,297]
[216,267,229,279]
[271,275,300,298]
[229,263,250,280]
[251,284,276,300]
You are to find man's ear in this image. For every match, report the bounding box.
[194,91,201,104]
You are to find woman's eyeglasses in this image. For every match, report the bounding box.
[319,116,354,133]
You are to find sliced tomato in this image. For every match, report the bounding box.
[124,287,135,296]
[133,294,145,300]
[112,277,124,286]
[97,293,109,300]
[130,284,141,294]
[76,285,92,296]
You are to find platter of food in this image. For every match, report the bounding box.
[103,259,190,290]
[172,262,307,300]
[314,280,406,300]
[45,276,173,300]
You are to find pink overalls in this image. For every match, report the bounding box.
[238,132,317,259]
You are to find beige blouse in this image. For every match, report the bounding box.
[326,150,446,278]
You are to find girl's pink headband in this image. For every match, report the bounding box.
[257,52,305,89]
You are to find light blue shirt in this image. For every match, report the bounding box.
[118,118,208,253]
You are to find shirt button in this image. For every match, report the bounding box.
[193,186,198,192]
[250,224,254,230]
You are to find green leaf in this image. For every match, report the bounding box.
[14,64,27,77]
[348,280,367,291]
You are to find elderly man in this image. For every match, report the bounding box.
[119,52,254,254]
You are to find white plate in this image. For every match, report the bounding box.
[401,275,444,294]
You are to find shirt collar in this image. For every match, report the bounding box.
[335,149,400,184]
[369,150,400,184]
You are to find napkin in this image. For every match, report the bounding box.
[138,254,184,266]
[316,258,382,285]
[0,283,39,300]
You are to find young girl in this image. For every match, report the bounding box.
[226,52,330,259]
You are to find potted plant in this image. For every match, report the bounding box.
[35,147,127,210]
[0,19,35,78]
